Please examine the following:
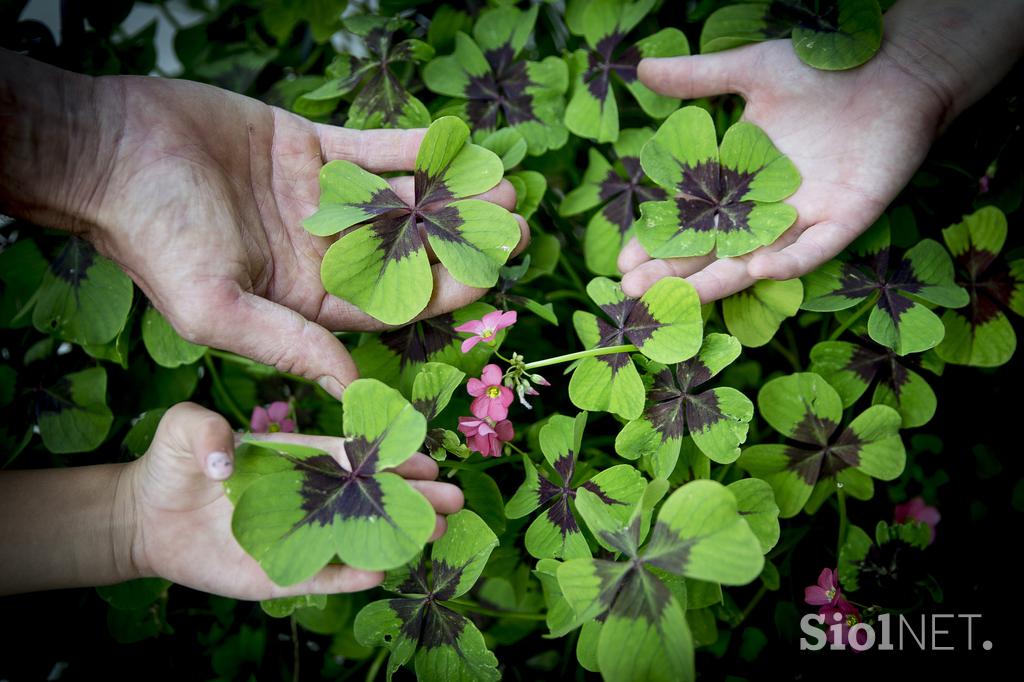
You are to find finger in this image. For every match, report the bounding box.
[408,480,465,515]
[617,237,652,274]
[747,220,861,280]
[190,284,358,400]
[620,255,715,297]
[430,514,448,542]
[316,126,426,173]
[278,565,384,597]
[162,402,235,480]
[387,177,519,212]
[685,258,757,303]
[388,453,440,481]
[638,47,760,99]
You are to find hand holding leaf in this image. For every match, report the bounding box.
[306,116,525,325]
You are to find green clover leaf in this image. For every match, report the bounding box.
[722,278,804,347]
[36,367,113,454]
[569,277,704,420]
[810,339,937,428]
[737,372,906,517]
[557,480,763,682]
[422,5,569,155]
[560,129,667,276]
[353,510,500,682]
[506,414,645,560]
[564,0,690,142]
[228,379,433,583]
[296,16,433,128]
[801,216,970,355]
[616,333,754,477]
[637,106,801,259]
[32,237,133,345]
[306,117,520,325]
[701,0,884,72]
[935,206,1024,367]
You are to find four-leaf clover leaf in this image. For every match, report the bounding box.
[570,276,704,420]
[737,372,906,518]
[304,116,521,325]
[801,215,969,355]
[422,5,569,155]
[564,0,690,143]
[616,333,755,478]
[559,128,667,276]
[637,106,801,259]
[506,414,645,559]
[226,379,434,583]
[353,510,500,681]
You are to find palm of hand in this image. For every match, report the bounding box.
[89,77,522,394]
[619,37,949,301]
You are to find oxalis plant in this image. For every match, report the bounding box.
[4,1,1022,680]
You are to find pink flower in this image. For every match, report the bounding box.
[804,567,842,607]
[454,310,517,353]
[458,416,514,458]
[894,496,941,544]
[250,401,296,433]
[467,364,514,421]
[820,598,869,650]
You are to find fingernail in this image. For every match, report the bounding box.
[317,376,344,400]
[206,451,233,480]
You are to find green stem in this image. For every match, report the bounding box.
[769,338,801,373]
[713,462,733,482]
[836,489,848,560]
[291,616,300,682]
[737,585,768,625]
[364,647,387,682]
[443,599,547,621]
[203,354,248,427]
[558,253,586,294]
[828,291,880,341]
[546,289,591,304]
[523,344,637,370]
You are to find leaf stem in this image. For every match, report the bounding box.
[291,615,300,682]
[203,354,248,427]
[364,647,387,682]
[737,584,768,625]
[836,488,848,561]
[768,338,801,373]
[442,599,547,621]
[523,344,637,370]
[558,253,586,294]
[828,291,880,341]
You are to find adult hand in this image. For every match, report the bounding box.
[617,0,1023,302]
[88,77,529,398]
[124,403,464,600]
[0,50,530,398]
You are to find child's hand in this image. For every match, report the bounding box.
[124,403,464,600]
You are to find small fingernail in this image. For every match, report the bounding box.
[317,376,344,400]
[206,451,233,480]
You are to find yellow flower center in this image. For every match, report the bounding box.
[269,423,280,433]
[486,386,502,399]
[481,327,494,338]
[845,614,859,627]
[826,588,836,601]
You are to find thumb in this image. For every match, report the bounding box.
[638,46,761,100]
[196,288,359,400]
[159,402,236,481]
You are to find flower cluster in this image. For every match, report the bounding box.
[454,311,550,458]
[804,568,867,649]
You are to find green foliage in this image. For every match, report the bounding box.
[1,0,1019,679]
